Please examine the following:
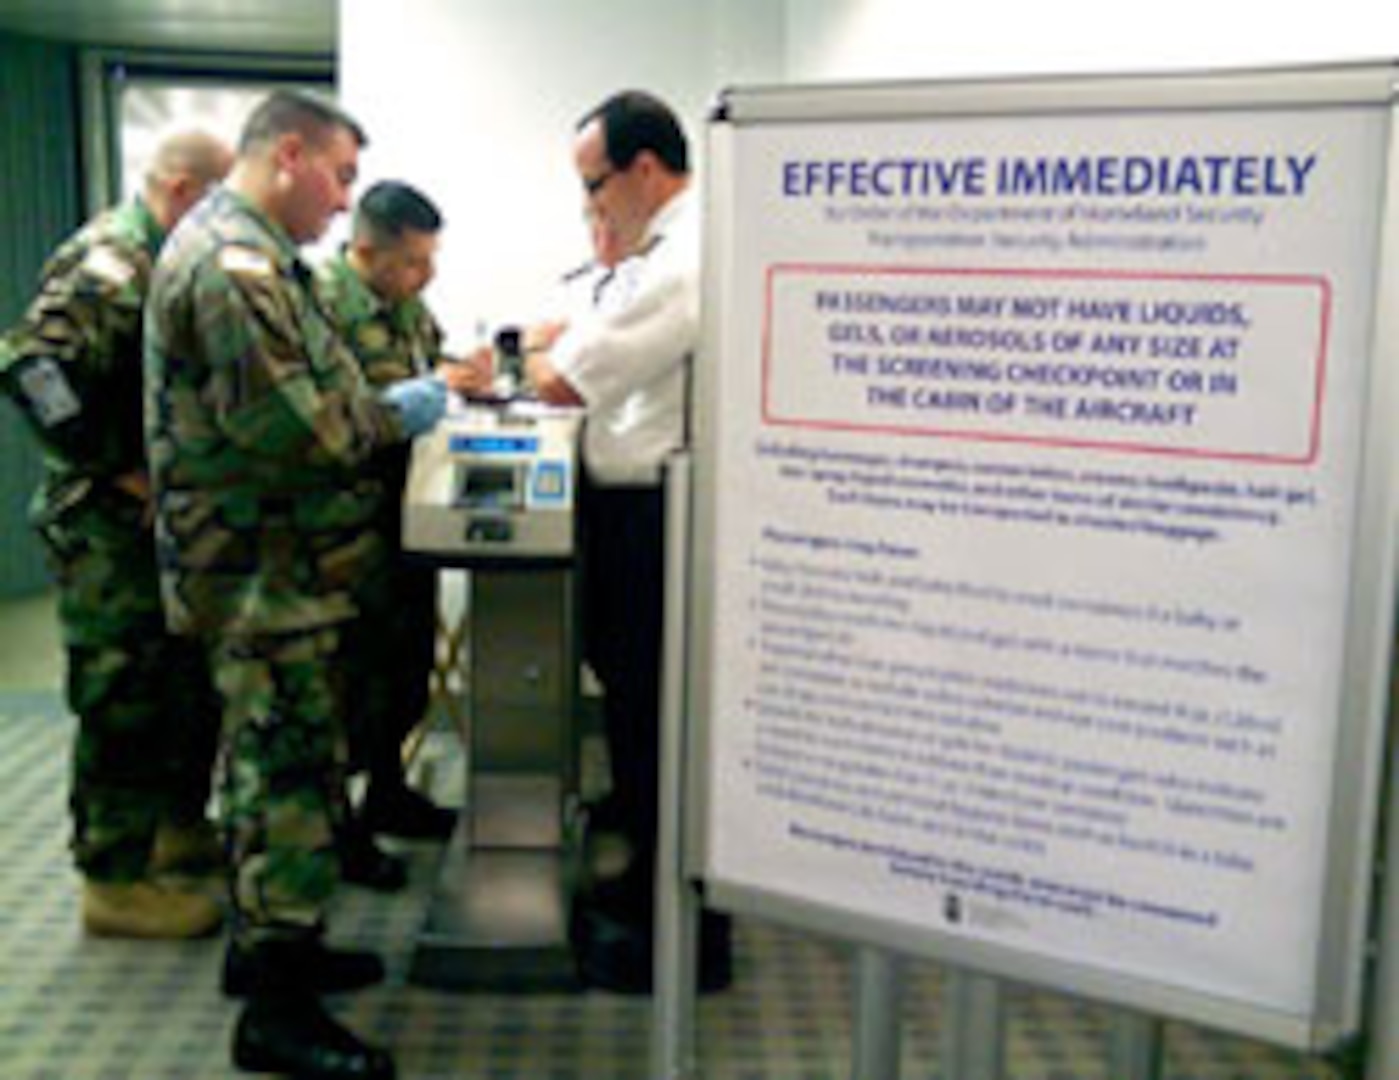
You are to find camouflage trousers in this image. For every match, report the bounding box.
[207,626,349,945]
[38,491,220,882]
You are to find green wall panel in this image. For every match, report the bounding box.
[0,32,81,597]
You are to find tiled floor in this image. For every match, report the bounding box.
[0,590,62,691]
[0,592,1342,1078]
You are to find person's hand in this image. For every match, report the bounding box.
[382,375,448,437]
[113,470,150,504]
[524,320,568,354]
[440,348,494,397]
[525,354,584,407]
[113,470,155,526]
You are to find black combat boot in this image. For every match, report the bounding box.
[223,936,386,998]
[233,994,394,1079]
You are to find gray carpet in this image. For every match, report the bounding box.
[0,692,1335,1079]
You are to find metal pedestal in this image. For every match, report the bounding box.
[410,567,582,991]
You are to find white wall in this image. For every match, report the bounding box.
[340,0,782,347]
[342,0,1399,345]
[783,0,1399,81]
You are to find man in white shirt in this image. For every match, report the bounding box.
[541,209,631,328]
[526,89,729,994]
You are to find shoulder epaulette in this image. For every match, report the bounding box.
[559,259,599,285]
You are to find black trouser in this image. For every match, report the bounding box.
[579,475,665,872]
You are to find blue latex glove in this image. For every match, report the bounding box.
[381,375,447,437]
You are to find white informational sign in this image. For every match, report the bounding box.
[701,98,1390,1032]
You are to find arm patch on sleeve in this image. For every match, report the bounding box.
[219,246,274,277]
[14,356,82,427]
[81,246,137,288]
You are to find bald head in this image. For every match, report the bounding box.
[146,130,233,188]
[143,129,233,231]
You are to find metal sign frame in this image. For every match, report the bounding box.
[678,61,1399,1057]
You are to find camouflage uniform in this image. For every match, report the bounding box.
[144,187,406,940]
[314,253,441,787]
[0,198,220,883]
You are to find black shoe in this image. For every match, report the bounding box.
[223,938,386,998]
[363,785,456,841]
[582,792,626,833]
[570,900,733,995]
[339,830,409,892]
[579,864,652,922]
[700,912,734,992]
[233,995,395,1080]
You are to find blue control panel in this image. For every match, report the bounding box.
[449,434,541,455]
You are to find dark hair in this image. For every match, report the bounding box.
[238,89,367,154]
[353,180,443,247]
[579,90,689,176]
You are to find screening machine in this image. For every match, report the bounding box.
[403,399,581,560]
[403,399,585,990]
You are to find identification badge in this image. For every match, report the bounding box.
[17,357,81,427]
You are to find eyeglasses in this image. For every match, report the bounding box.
[582,167,619,197]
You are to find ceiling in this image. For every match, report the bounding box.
[0,0,335,54]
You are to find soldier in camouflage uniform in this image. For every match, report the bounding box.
[315,181,467,858]
[0,130,232,939]
[144,91,448,1080]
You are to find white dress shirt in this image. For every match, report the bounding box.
[551,188,698,486]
